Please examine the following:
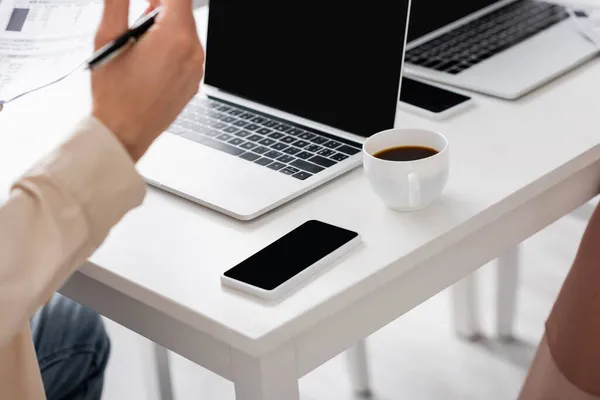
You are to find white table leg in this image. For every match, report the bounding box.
[232,345,299,400]
[153,342,174,400]
[346,340,372,398]
[451,274,481,340]
[496,245,520,340]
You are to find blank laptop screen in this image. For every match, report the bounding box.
[203,1,411,138]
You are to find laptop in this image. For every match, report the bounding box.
[403,0,598,99]
[137,1,411,220]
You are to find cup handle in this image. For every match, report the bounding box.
[408,172,421,208]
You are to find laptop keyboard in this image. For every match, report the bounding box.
[167,97,362,181]
[405,0,569,75]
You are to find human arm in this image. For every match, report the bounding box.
[519,201,600,399]
[0,0,204,347]
[0,117,145,347]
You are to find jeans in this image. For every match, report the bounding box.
[31,294,111,400]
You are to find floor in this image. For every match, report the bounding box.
[100,199,597,400]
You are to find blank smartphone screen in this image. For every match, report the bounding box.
[400,78,470,113]
[223,220,358,291]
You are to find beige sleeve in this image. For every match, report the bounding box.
[0,116,146,347]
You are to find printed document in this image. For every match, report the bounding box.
[0,0,147,103]
[0,0,105,102]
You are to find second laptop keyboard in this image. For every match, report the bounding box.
[405,0,569,75]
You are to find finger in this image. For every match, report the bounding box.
[95,0,130,49]
[160,0,194,27]
[146,0,160,12]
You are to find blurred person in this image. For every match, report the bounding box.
[0,0,205,397]
[520,201,600,399]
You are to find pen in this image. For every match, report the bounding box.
[0,7,162,110]
[87,6,162,70]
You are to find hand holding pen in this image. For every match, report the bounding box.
[0,5,164,111]
[92,0,205,161]
[2,0,205,163]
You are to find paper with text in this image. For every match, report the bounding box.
[0,0,148,104]
[0,0,104,102]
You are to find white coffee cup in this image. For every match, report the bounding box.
[362,128,449,211]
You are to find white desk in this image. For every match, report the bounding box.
[2,6,600,400]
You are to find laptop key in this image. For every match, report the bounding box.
[256,128,272,135]
[292,140,310,148]
[291,159,324,174]
[251,116,268,124]
[318,149,335,157]
[224,126,239,134]
[229,138,245,146]
[253,146,270,155]
[248,134,263,142]
[233,120,249,127]
[263,120,279,128]
[277,155,295,164]
[434,59,461,72]
[323,140,341,149]
[259,138,276,146]
[283,147,301,155]
[203,129,219,137]
[210,122,227,130]
[217,133,233,141]
[274,123,292,132]
[279,166,300,176]
[196,116,212,125]
[268,132,286,140]
[235,130,251,138]
[336,145,361,155]
[265,150,282,159]
[331,152,349,162]
[310,136,329,145]
[296,151,312,160]
[288,128,304,136]
[271,142,288,151]
[239,152,260,162]
[204,110,222,120]
[240,113,255,120]
[281,136,296,144]
[199,137,245,156]
[267,162,286,171]
[178,119,196,129]
[305,145,322,153]
[246,124,260,131]
[292,171,312,180]
[299,132,316,141]
[254,157,272,166]
[240,142,256,150]
[221,116,236,123]
[309,155,336,168]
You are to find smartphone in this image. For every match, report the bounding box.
[220,220,361,301]
[399,77,474,120]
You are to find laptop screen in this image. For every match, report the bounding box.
[203,1,410,138]
[407,0,500,42]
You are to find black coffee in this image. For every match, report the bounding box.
[374,146,438,161]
